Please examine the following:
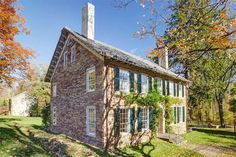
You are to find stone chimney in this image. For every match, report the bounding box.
[159,47,169,69]
[157,40,169,69]
[82,3,95,40]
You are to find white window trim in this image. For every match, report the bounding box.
[64,51,68,67]
[179,106,183,123]
[86,66,96,92]
[53,83,57,97]
[179,84,182,98]
[86,106,96,137]
[141,74,149,94]
[120,107,130,135]
[119,69,130,93]
[52,106,57,126]
[142,107,149,132]
[169,81,174,96]
[173,105,185,124]
[71,45,76,63]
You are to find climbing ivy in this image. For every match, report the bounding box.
[160,96,182,133]
[118,89,182,136]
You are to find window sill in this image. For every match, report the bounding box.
[86,89,95,93]
[142,128,150,132]
[120,132,130,136]
[87,133,96,137]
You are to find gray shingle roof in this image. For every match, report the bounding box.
[45,27,189,82]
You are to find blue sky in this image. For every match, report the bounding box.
[16,0,168,65]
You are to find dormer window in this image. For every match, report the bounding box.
[71,45,76,63]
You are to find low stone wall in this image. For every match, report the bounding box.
[29,131,68,157]
[28,129,107,157]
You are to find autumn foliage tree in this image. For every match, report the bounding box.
[115,0,236,127]
[0,0,33,85]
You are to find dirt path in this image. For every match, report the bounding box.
[182,144,236,157]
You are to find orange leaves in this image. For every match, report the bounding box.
[0,0,33,85]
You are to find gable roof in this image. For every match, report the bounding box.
[45,27,189,82]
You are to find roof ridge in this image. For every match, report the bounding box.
[60,27,188,82]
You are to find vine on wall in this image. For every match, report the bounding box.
[161,96,182,133]
[118,89,182,136]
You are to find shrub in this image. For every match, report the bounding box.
[41,103,51,129]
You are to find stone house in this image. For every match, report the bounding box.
[45,3,189,149]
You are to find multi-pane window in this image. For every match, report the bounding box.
[119,69,130,93]
[52,106,57,126]
[142,108,149,130]
[179,84,182,97]
[173,106,185,124]
[71,45,76,63]
[53,83,57,97]
[169,81,174,96]
[120,108,129,133]
[86,67,96,92]
[179,107,182,123]
[141,75,149,93]
[86,106,96,136]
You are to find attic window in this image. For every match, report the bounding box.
[71,45,76,63]
[64,51,70,67]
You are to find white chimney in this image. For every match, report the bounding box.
[82,3,95,40]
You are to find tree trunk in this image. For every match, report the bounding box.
[216,94,225,128]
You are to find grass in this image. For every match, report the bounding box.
[183,127,236,147]
[2,116,234,157]
[0,116,50,157]
[122,138,203,157]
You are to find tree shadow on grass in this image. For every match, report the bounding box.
[0,125,49,157]
[117,138,156,157]
[192,128,236,136]
[31,124,43,130]
[0,117,21,123]
[79,142,113,157]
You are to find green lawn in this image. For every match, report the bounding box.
[122,138,203,157]
[2,116,234,157]
[183,127,236,147]
[0,116,50,157]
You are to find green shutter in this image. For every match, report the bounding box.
[149,107,153,129]
[137,107,142,132]
[174,107,176,124]
[114,67,120,91]
[167,81,170,96]
[162,80,166,95]
[130,72,134,92]
[130,107,135,134]
[177,107,180,123]
[183,106,185,122]
[114,107,120,136]
[148,77,152,92]
[174,83,176,96]
[182,85,185,97]
[177,84,179,97]
[153,78,158,90]
[138,74,142,93]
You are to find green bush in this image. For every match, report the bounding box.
[41,103,51,129]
